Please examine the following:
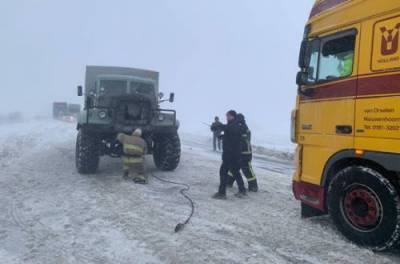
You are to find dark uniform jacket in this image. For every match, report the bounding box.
[238,122,252,160]
[211,121,223,136]
[221,120,243,163]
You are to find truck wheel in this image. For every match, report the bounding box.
[75,130,100,174]
[328,166,400,251]
[153,132,181,171]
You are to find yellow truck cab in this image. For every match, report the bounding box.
[293,0,400,250]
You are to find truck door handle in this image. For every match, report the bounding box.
[336,125,352,135]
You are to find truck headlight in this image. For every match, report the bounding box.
[98,111,107,119]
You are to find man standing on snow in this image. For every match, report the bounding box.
[210,116,223,151]
[213,110,247,199]
[117,128,148,184]
[227,113,259,192]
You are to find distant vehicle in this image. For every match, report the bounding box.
[75,65,180,174]
[52,102,68,119]
[68,104,81,117]
[292,0,400,251]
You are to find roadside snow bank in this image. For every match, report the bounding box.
[181,132,294,162]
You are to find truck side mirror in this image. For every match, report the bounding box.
[296,71,307,86]
[169,93,175,103]
[298,40,308,68]
[297,71,315,97]
[159,92,164,99]
[77,85,83,96]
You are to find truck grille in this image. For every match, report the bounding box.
[114,98,152,126]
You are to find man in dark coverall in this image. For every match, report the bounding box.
[227,113,259,192]
[213,110,247,199]
[210,116,223,151]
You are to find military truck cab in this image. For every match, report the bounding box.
[76,66,180,174]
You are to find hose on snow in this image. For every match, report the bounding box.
[150,171,195,233]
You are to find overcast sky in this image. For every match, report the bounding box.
[0,0,314,140]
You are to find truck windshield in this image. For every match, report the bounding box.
[98,80,127,95]
[129,81,154,96]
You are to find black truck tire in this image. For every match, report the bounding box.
[153,132,181,171]
[75,130,100,174]
[327,166,400,251]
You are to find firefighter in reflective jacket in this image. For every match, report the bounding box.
[339,52,354,77]
[117,128,148,184]
[228,114,259,192]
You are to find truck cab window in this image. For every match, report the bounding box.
[318,34,355,81]
[130,81,154,96]
[99,80,127,95]
[306,39,320,83]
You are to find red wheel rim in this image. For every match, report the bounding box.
[343,185,382,231]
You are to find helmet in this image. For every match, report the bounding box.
[132,128,142,137]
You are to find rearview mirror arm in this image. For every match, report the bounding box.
[298,86,314,97]
[85,97,93,124]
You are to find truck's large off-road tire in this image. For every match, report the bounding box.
[153,132,181,171]
[328,166,400,251]
[75,130,100,174]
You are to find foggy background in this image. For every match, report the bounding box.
[0,0,314,148]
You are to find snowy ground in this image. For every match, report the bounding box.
[0,120,399,264]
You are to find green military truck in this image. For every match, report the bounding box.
[75,66,180,174]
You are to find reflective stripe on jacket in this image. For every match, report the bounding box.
[241,133,252,155]
[117,133,147,157]
[123,144,145,156]
[122,156,145,164]
[238,122,252,156]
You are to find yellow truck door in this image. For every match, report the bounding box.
[299,25,360,185]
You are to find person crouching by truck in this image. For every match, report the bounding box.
[227,113,258,192]
[117,129,148,184]
[210,116,223,151]
[213,110,247,199]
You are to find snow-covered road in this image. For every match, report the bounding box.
[0,120,399,264]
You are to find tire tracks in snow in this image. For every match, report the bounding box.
[4,145,77,263]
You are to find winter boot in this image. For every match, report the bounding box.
[133,175,147,184]
[248,180,259,192]
[234,191,248,199]
[212,192,227,200]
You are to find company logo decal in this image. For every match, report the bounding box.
[372,17,400,71]
[380,24,400,56]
